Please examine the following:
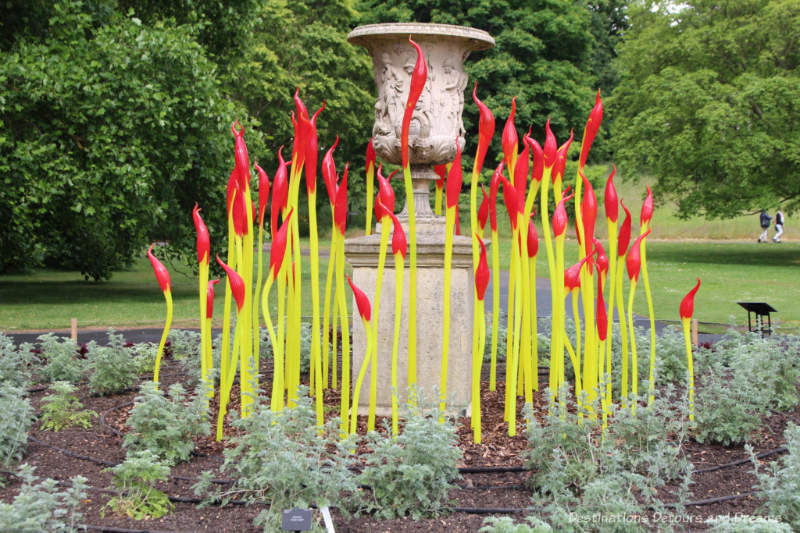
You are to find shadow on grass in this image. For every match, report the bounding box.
[645,242,800,267]
[0,280,197,305]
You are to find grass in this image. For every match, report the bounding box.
[1,169,795,333]
[0,248,342,331]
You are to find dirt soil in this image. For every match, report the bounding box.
[2,353,798,533]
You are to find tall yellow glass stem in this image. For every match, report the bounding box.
[641,228,657,406]
[402,166,418,396]
[198,261,209,390]
[153,290,173,388]
[369,221,391,431]
[350,316,375,435]
[627,278,639,414]
[307,190,323,426]
[390,252,404,437]
[682,318,695,421]
[615,259,629,408]
[605,220,618,407]
[489,228,501,391]
[321,228,337,388]
[540,170,558,398]
[440,206,456,416]
[335,236,350,435]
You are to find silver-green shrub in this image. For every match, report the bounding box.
[0,333,33,388]
[358,404,462,519]
[167,329,201,360]
[0,382,34,469]
[39,381,96,431]
[694,332,800,445]
[750,423,800,529]
[480,516,554,532]
[195,387,358,531]
[706,515,793,533]
[123,381,210,465]
[524,389,691,530]
[87,330,139,395]
[0,464,87,532]
[37,333,84,383]
[105,449,173,519]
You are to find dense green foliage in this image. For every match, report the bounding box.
[0,1,246,279]
[610,0,800,217]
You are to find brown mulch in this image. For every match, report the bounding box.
[2,356,799,533]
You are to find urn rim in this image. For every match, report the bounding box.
[347,23,495,51]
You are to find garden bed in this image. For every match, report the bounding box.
[1,330,799,532]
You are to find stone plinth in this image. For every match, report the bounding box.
[346,222,474,415]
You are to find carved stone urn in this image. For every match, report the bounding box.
[347,23,494,221]
[345,23,494,415]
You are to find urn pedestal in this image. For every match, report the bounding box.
[345,23,494,414]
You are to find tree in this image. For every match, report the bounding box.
[0,1,247,279]
[229,0,375,230]
[610,0,800,217]
[356,0,604,167]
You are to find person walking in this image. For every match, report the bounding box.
[773,209,784,243]
[758,209,771,243]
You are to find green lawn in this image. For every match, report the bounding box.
[0,251,339,331]
[1,171,796,333]
[1,240,797,334]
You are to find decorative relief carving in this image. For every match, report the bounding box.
[349,24,494,167]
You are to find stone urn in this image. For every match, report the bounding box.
[345,23,494,415]
[347,23,494,221]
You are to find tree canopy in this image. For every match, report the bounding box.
[610,0,800,217]
[356,0,608,166]
[0,0,624,278]
[0,1,247,279]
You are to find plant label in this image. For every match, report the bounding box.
[282,508,313,531]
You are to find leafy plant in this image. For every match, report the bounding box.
[0,333,33,388]
[693,363,763,446]
[0,382,34,469]
[105,449,173,520]
[260,322,312,373]
[750,423,800,529]
[194,388,358,531]
[0,464,87,532]
[123,381,210,465]
[37,333,85,384]
[87,330,140,395]
[706,515,793,533]
[359,404,462,519]
[480,516,554,533]
[167,329,201,360]
[524,390,691,529]
[693,332,799,445]
[39,381,96,431]
[130,342,159,374]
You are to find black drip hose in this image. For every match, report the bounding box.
[694,446,787,474]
